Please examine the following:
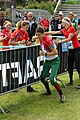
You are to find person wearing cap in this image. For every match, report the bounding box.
[46,17,80,86]
[55,11,64,34]
[0,21,12,47]
[27,12,37,42]
[9,20,31,46]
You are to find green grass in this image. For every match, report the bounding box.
[0,71,80,120]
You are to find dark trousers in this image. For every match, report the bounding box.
[68,48,80,80]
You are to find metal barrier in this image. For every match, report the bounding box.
[0,42,68,95]
[0,45,45,95]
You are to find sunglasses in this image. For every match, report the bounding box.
[28,16,32,17]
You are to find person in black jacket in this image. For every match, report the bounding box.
[27,12,37,92]
[27,12,37,42]
[50,15,56,31]
[55,11,64,31]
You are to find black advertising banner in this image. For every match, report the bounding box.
[26,45,44,85]
[0,48,26,94]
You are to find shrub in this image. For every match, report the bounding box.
[17,1,57,14]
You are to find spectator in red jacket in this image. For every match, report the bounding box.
[0,21,12,48]
[40,15,50,32]
[9,20,30,46]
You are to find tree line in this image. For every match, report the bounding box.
[16,0,53,5]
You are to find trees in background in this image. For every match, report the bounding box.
[16,0,54,5]
[16,0,56,14]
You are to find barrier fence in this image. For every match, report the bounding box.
[0,42,69,95]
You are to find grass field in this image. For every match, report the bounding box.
[0,72,80,120]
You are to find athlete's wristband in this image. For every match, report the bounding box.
[18,41,21,44]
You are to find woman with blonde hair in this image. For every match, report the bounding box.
[9,20,31,46]
[47,17,80,86]
[0,21,12,46]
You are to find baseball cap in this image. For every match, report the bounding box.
[68,11,74,16]
[58,11,63,16]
